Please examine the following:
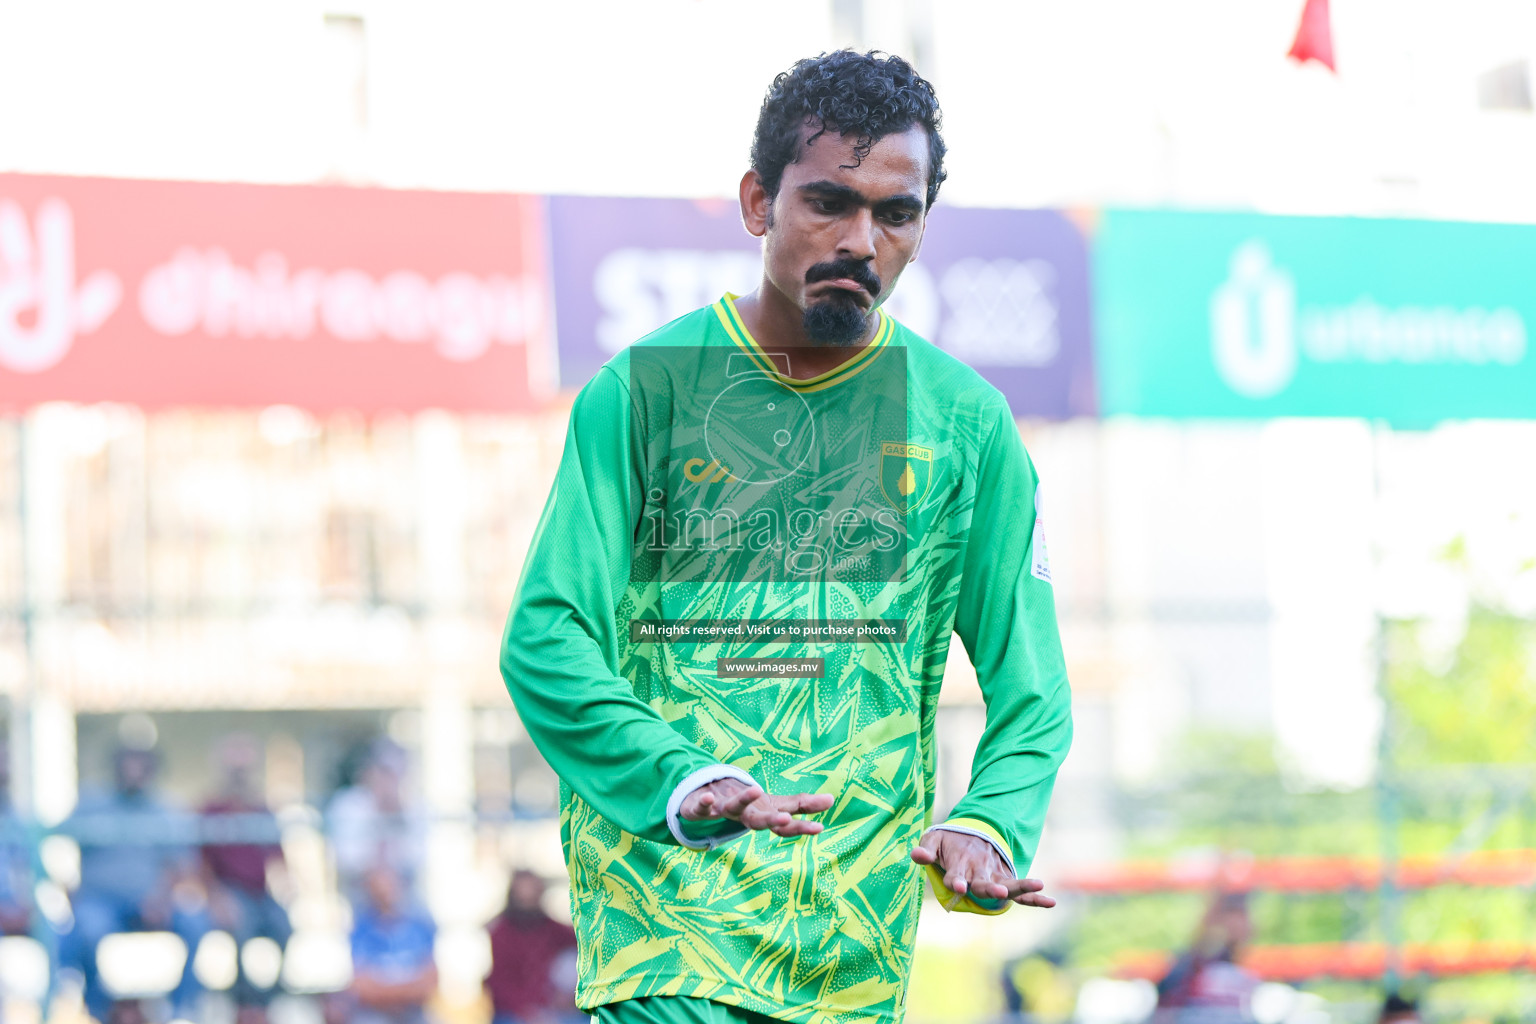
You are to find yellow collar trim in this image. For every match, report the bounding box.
[711,293,895,393]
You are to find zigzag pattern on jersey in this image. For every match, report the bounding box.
[560,311,990,1024]
[565,524,972,1024]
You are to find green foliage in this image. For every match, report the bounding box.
[1386,610,1536,768]
[1253,890,1374,946]
[1398,886,1531,945]
[1066,892,1207,970]
[1063,599,1536,1017]
[1418,973,1536,1023]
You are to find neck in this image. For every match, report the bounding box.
[732,278,880,380]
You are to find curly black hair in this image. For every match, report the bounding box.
[751,50,947,210]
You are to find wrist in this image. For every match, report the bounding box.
[665,764,759,850]
[928,817,1014,877]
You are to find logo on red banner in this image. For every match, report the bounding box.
[0,175,553,412]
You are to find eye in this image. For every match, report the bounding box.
[879,209,915,226]
[811,197,844,214]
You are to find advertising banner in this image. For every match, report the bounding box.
[548,196,1096,419]
[1094,209,1536,425]
[0,174,553,412]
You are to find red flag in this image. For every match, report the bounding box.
[1288,0,1336,71]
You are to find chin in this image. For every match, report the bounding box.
[802,296,870,347]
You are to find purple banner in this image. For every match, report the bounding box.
[547,195,1095,419]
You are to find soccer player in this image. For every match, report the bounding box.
[501,49,1072,1024]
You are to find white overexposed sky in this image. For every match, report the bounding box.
[2,0,1534,218]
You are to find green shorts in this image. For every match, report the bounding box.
[593,996,781,1024]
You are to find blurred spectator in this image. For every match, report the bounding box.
[1378,993,1422,1024]
[59,746,210,1023]
[200,734,291,1016]
[0,745,34,937]
[327,739,425,906]
[1152,892,1260,1024]
[348,865,438,1024]
[485,870,578,1024]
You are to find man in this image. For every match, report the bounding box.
[60,746,210,1023]
[485,870,579,1024]
[200,734,291,1019]
[347,866,437,1024]
[501,50,1072,1024]
[0,745,34,940]
[1153,893,1260,1024]
[1376,992,1421,1024]
[326,738,425,908]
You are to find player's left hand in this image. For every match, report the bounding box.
[910,829,1056,908]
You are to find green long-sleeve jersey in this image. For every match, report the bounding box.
[501,296,1072,1024]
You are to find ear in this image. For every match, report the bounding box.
[740,170,770,238]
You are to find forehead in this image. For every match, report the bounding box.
[783,122,929,194]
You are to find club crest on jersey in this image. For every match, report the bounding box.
[878,442,934,515]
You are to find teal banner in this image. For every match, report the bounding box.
[1094,210,1536,425]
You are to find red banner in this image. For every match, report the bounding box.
[0,174,554,412]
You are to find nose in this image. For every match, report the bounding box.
[835,207,877,263]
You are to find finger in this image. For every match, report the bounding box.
[959,863,1010,901]
[680,791,718,821]
[739,799,792,831]
[1003,877,1053,907]
[717,785,764,819]
[1003,877,1046,898]
[760,793,832,821]
[735,793,827,836]
[762,795,829,835]
[954,851,1013,901]
[942,851,969,897]
[970,878,1011,901]
[933,847,995,902]
[910,829,944,865]
[1012,891,1057,908]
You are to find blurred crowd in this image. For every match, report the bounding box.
[0,735,578,1024]
[0,740,1459,1024]
[1001,892,1430,1024]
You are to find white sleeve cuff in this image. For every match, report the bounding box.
[665,764,760,850]
[928,823,1016,878]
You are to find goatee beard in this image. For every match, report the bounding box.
[803,298,871,346]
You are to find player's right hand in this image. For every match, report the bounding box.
[680,778,833,838]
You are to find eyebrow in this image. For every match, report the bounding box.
[797,180,924,214]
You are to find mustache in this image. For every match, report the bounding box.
[804,259,881,297]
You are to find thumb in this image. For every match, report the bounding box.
[680,790,719,821]
[909,829,943,866]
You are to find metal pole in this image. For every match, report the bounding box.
[13,413,57,1004]
[13,414,34,824]
[1370,422,1402,990]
